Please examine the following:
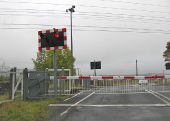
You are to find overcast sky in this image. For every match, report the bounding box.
[0,0,170,75]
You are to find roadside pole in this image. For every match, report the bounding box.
[94,60,97,76]
[54,49,58,95]
[136,59,138,76]
[94,60,96,91]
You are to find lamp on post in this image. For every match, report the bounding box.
[66,5,75,75]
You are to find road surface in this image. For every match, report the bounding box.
[49,86,170,121]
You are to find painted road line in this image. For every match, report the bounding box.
[60,91,95,116]
[60,107,71,116]
[63,91,84,102]
[63,89,93,102]
[48,104,169,107]
[94,92,150,95]
[145,90,169,105]
[71,91,95,106]
[158,90,170,93]
[49,104,73,107]
[71,104,169,107]
[150,90,170,101]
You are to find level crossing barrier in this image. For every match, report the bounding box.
[53,75,170,95]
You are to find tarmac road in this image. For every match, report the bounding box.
[49,87,170,121]
[61,106,170,121]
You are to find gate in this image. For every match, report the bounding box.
[23,69,49,99]
[21,70,170,98]
[55,75,170,95]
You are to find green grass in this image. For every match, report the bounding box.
[0,96,69,121]
[0,94,9,101]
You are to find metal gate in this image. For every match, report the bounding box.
[55,75,170,95]
[23,69,49,99]
[92,78,168,94]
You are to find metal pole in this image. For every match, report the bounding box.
[136,59,138,76]
[93,60,96,91]
[66,6,75,76]
[77,68,80,76]
[54,50,57,95]
[70,12,73,56]
[12,68,16,100]
[94,60,97,76]
[70,11,74,76]
[9,68,13,99]
[94,69,97,76]
[61,50,65,94]
[69,69,71,94]
[62,50,65,76]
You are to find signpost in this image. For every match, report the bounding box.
[165,57,170,70]
[165,62,170,70]
[38,28,67,95]
[90,61,101,76]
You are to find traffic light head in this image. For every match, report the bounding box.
[38,28,67,52]
[54,33,59,38]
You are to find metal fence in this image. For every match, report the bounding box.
[1,68,170,101]
[52,75,170,95]
[22,68,71,99]
[0,67,23,103]
[0,71,10,103]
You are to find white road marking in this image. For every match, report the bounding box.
[158,90,170,93]
[94,92,149,95]
[49,89,170,118]
[48,104,169,107]
[49,104,74,106]
[71,91,95,106]
[59,91,95,116]
[150,90,170,101]
[146,90,169,105]
[60,107,71,116]
[63,91,84,102]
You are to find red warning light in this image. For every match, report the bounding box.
[54,34,59,38]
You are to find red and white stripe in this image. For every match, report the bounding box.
[50,75,170,80]
[38,28,67,52]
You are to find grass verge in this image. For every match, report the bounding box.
[0,94,9,102]
[0,96,69,121]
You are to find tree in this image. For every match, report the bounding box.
[32,48,75,73]
[163,41,170,58]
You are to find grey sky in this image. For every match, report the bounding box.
[0,0,170,75]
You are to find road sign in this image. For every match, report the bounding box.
[90,61,101,69]
[165,62,170,70]
[38,28,67,52]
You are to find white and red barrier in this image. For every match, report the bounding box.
[48,75,170,95]
[54,75,170,80]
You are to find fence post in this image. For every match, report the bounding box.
[9,68,13,99]
[11,68,17,100]
[21,73,24,99]
[45,68,49,96]
[23,68,28,101]
[14,67,17,87]
[163,78,165,91]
